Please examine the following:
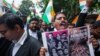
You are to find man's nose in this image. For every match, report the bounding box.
[33,23,37,26]
[61,17,65,21]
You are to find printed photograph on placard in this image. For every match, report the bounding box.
[42,26,94,56]
[69,26,94,56]
[42,30,69,56]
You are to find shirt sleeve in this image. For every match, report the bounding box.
[75,6,89,27]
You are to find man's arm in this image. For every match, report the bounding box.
[75,6,89,27]
[75,0,93,27]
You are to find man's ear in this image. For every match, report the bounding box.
[15,24,21,32]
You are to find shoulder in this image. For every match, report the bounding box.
[26,36,42,49]
[27,36,42,46]
[27,36,42,56]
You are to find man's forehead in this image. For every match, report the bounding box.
[56,14,66,18]
[30,20,38,23]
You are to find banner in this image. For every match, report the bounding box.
[42,26,94,56]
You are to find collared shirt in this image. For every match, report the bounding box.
[12,31,27,56]
[0,34,1,38]
[54,28,57,31]
[0,34,4,38]
[24,24,27,31]
[29,29,38,39]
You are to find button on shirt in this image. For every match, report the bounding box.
[12,31,27,56]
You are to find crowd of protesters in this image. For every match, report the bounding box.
[0,0,100,56]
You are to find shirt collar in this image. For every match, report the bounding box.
[54,28,57,31]
[29,29,37,33]
[13,31,27,45]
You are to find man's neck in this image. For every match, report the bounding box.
[15,29,25,42]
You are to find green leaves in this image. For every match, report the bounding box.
[19,0,33,16]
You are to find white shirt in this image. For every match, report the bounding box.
[24,24,27,31]
[29,29,38,39]
[12,31,27,56]
[54,28,57,31]
[0,34,2,38]
[0,33,4,38]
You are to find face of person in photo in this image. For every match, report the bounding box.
[0,24,19,41]
[63,42,68,46]
[61,33,66,39]
[52,41,56,47]
[64,49,68,55]
[56,34,61,40]
[52,48,56,53]
[48,33,53,39]
[57,50,64,56]
[71,33,81,43]
[52,49,58,56]
[54,13,68,30]
[57,42,62,48]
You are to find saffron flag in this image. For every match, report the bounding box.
[72,16,79,24]
[42,0,55,24]
[79,0,86,10]
[96,15,100,21]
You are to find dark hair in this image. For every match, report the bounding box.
[93,20,100,28]
[20,14,27,19]
[0,13,24,29]
[29,17,39,24]
[54,12,66,21]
